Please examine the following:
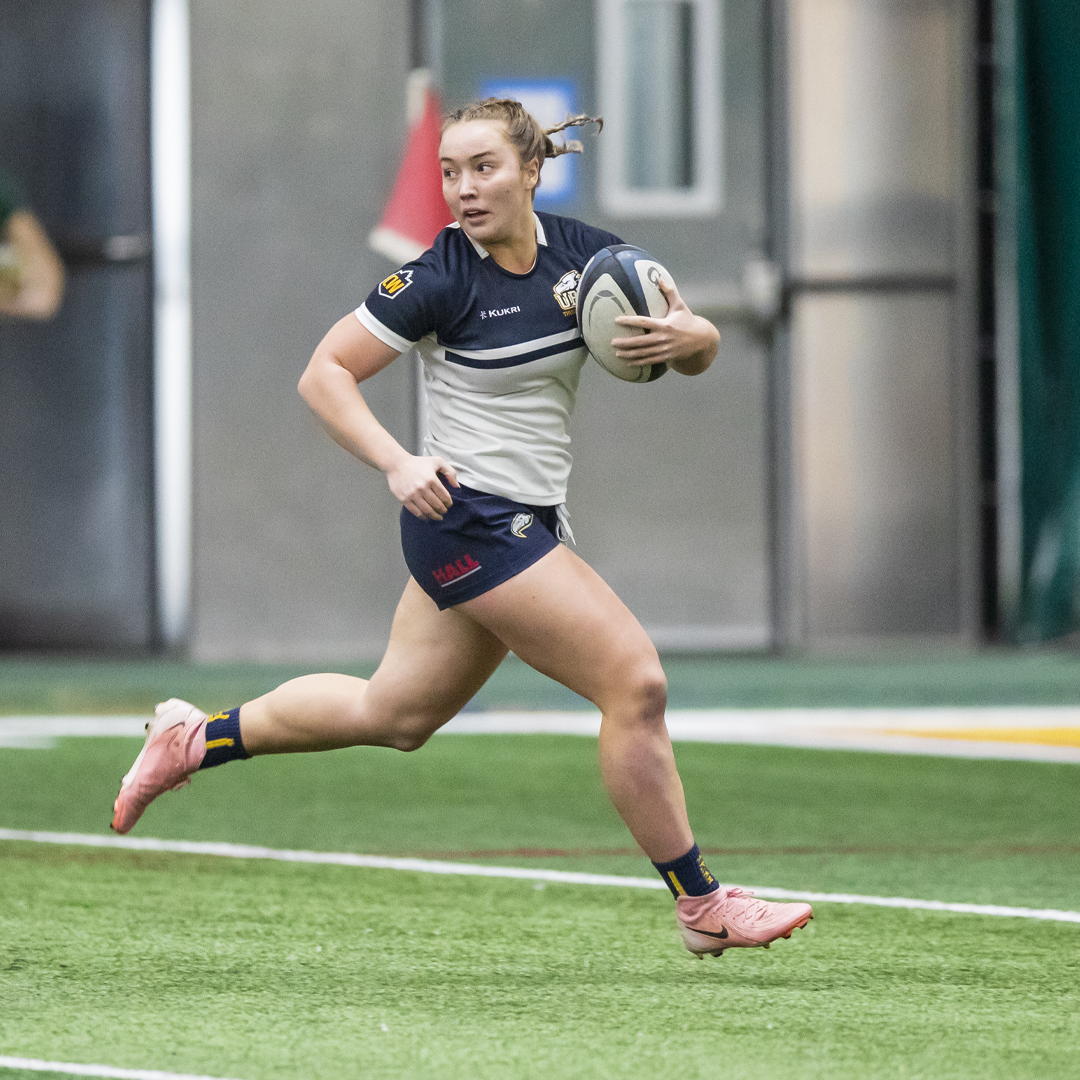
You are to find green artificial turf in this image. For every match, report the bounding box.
[1,840,1078,1080]
[3,681,1080,1078]
[3,734,1079,910]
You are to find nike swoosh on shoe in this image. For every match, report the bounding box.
[685,925,729,939]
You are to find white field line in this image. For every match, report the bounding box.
[2,828,1079,926]
[0,1055,243,1080]
[3,708,1080,761]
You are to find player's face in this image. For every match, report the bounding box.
[439,120,539,248]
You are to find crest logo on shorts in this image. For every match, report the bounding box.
[510,512,534,538]
[552,270,580,317]
[379,269,414,299]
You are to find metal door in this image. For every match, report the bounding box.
[437,0,776,648]
[0,0,155,649]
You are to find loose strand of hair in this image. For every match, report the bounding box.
[543,114,603,159]
[545,113,604,137]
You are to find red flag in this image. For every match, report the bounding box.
[369,73,455,264]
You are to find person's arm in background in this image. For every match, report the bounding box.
[0,207,65,320]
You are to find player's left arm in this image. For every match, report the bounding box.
[611,279,720,376]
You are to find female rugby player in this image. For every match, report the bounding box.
[112,98,812,957]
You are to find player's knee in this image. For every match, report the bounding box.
[620,660,668,722]
[641,664,669,716]
[380,711,447,752]
[385,726,432,752]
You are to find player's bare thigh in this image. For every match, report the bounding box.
[358,577,509,749]
[240,579,506,754]
[457,545,666,717]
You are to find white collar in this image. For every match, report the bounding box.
[452,212,547,260]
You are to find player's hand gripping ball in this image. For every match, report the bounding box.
[576,244,673,382]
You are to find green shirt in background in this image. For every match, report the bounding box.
[0,171,26,230]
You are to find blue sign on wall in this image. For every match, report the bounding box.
[479,79,579,206]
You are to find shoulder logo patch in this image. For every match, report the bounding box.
[552,269,580,317]
[379,270,414,299]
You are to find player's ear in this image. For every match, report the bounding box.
[522,157,540,191]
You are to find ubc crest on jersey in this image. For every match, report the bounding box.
[552,269,580,317]
[379,269,414,299]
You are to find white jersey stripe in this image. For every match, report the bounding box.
[354,307,583,367]
[442,326,581,362]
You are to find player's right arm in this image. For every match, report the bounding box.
[298,314,458,520]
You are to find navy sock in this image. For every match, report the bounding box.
[652,843,719,898]
[198,707,250,770]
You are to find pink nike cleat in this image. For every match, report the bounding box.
[676,887,813,957]
[111,699,208,834]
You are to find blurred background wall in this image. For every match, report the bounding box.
[1,2,155,650]
[187,1,414,661]
[1,0,1061,662]
[781,0,979,646]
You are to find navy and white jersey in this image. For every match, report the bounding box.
[356,211,621,506]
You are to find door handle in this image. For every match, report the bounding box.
[677,254,783,328]
[57,234,152,265]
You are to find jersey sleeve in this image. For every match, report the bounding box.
[355,251,447,354]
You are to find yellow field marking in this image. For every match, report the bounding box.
[882,727,1080,748]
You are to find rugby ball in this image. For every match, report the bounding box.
[577,244,673,382]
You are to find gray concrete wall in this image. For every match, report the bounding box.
[189,2,413,661]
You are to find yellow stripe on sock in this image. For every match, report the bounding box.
[205,712,230,725]
[667,870,687,896]
[205,737,235,750]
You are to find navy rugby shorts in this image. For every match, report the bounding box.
[400,484,563,609]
